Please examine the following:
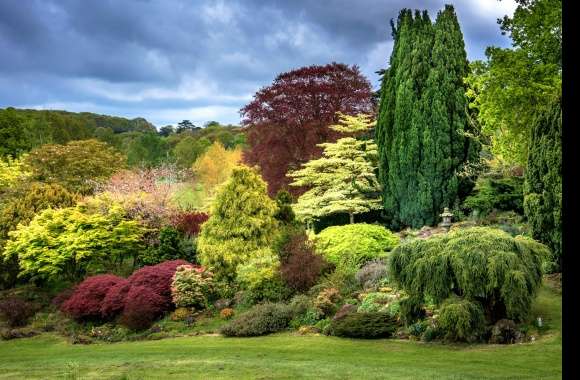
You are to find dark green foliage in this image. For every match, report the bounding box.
[376,6,479,229]
[524,98,561,270]
[390,227,548,323]
[220,302,293,337]
[399,296,426,326]
[438,296,485,342]
[462,177,524,216]
[274,190,296,224]
[326,312,397,339]
[140,227,193,266]
[126,133,170,167]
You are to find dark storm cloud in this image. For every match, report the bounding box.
[0,0,517,126]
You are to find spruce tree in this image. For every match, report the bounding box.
[376,5,478,229]
[524,97,562,270]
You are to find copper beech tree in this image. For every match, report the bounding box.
[240,62,374,196]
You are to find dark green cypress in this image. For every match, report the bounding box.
[376,5,478,229]
[524,97,562,270]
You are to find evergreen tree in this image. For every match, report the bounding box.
[376,6,478,229]
[197,165,279,281]
[524,97,561,271]
[288,113,382,225]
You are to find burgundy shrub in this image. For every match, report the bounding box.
[100,279,132,320]
[280,232,328,292]
[128,260,190,308]
[60,274,125,321]
[119,286,166,330]
[0,297,36,327]
[171,211,209,237]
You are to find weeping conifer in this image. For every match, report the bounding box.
[376,5,479,229]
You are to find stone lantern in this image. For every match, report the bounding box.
[439,207,454,231]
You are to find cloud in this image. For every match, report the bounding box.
[0,0,517,127]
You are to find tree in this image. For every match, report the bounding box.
[0,108,30,156]
[197,166,279,281]
[288,113,382,225]
[241,62,375,196]
[25,139,126,194]
[464,0,561,167]
[524,97,561,271]
[176,120,197,134]
[158,125,175,137]
[192,141,242,195]
[173,136,211,168]
[126,132,170,167]
[376,7,478,229]
[3,203,147,283]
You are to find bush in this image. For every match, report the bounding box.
[399,296,426,326]
[236,251,287,303]
[120,286,166,331]
[51,288,75,308]
[313,288,341,318]
[220,308,234,320]
[61,275,125,321]
[315,223,399,270]
[171,211,209,237]
[390,227,548,323]
[100,279,132,320]
[140,227,191,266]
[0,297,36,327]
[437,297,485,342]
[326,312,397,339]
[170,307,192,321]
[280,232,327,293]
[355,260,388,290]
[220,302,293,337]
[462,177,524,216]
[358,292,392,314]
[128,260,190,308]
[170,264,214,309]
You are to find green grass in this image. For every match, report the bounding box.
[170,183,210,211]
[0,284,561,380]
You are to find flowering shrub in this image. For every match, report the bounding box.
[0,297,36,327]
[120,286,166,330]
[61,274,125,321]
[170,264,214,309]
[128,260,190,308]
[100,280,132,319]
[220,308,234,320]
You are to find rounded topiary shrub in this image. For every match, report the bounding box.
[315,223,399,270]
[61,274,125,321]
[326,312,397,339]
[120,285,166,331]
[100,279,132,320]
[390,227,549,323]
[437,297,485,342]
[220,302,293,337]
[170,264,214,310]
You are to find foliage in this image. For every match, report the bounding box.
[313,288,342,318]
[236,250,284,303]
[0,297,36,328]
[315,223,399,270]
[220,308,234,320]
[220,302,293,337]
[288,113,382,224]
[126,132,170,168]
[376,6,479,229]
[0,155,30,192]
[60,275,125,322]
[197,166,279,281]
[127,260,190,309]
[326,312,397,339]
[355,260,388,290]
[241,62,374,196]
[140,226,193,266]
[462,176,524,216]
[399,296,426,326]
[390,227,548,323]
[119,286,166,331]
[280,232,327,293]
[273,190,296,224]
[3,203,147,282]
[524,98,561,270]
[192,141,242,196]
[437,296,486,342]
[24,139,126,194]
[171,264,214,309]
[172,136,211,168]
[170,211,209,237]
[100,280,131,320]
[464,0,561,167]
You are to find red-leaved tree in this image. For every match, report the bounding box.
[240,62,374,196]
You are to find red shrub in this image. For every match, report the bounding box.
[128,260,190,308]
[0,297,36,327]
[51,287,76,308]
[120,286,166,330]
[100,279,131,319]
[60,274,125,321]
[280,233,327,292]
[171,211,209,237]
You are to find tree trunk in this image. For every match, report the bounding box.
[349,212,354,224]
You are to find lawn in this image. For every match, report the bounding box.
[0,284,561,380]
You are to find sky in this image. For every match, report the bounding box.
[0,0,518,128]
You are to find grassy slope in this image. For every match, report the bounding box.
[0,285,561,380]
